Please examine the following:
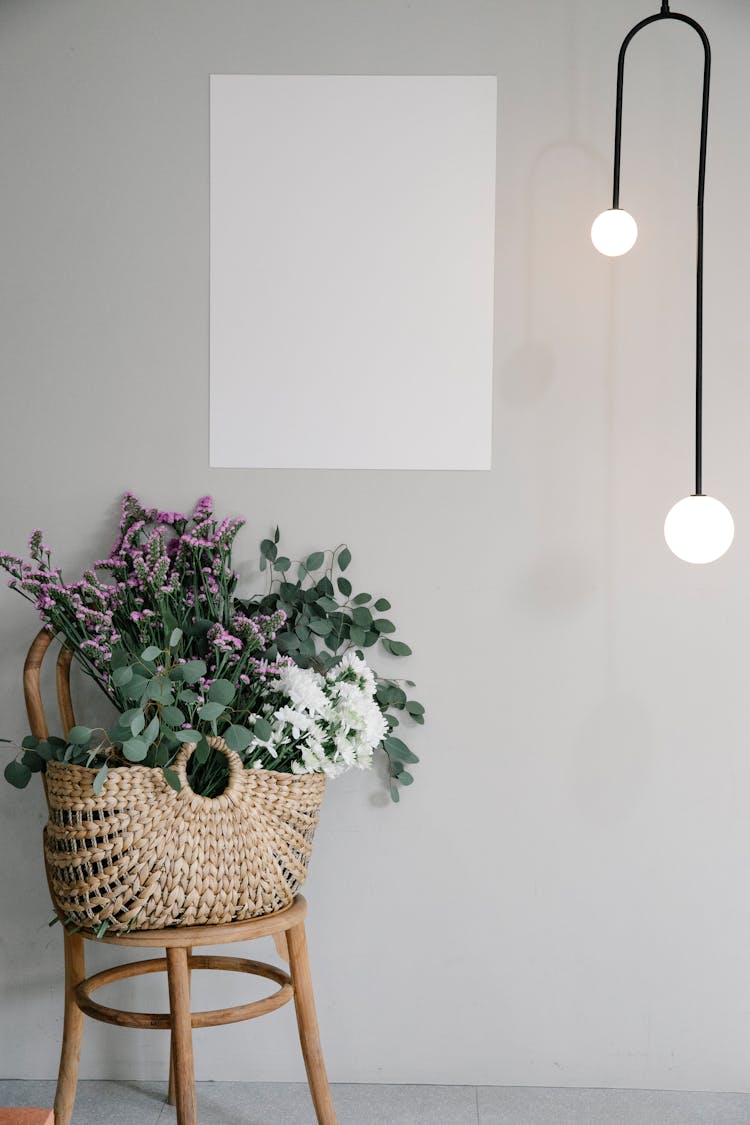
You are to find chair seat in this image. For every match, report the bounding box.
[82,894,306,948]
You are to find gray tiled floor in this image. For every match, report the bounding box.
[2,1080,750,1124]
[477,1085,750,1125]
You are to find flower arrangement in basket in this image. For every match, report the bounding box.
[1,493,425,935]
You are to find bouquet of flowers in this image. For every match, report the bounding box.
[1,493,424,801]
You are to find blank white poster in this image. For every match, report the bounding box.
[210,75,497,469]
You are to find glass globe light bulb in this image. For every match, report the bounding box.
[664,495,734,564]
[591,208,638,257]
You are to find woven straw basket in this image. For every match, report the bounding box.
[43,738,326,934]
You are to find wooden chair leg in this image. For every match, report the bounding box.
[54,929,85,1125]
[168,1036,175,1108]
[167,946,191,1106]
[273,930,289,963]
[287,921,337,1125]
[166,947,197,1125]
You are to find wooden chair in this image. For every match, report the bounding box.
[23,629,338,1125]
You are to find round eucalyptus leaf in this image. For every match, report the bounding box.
[5,760,32,788]
[129,712,146,736]
[198,701,225,722]
[224,724,254,752]
[67,726,92,746]
[122,738,148,762]
[253,717,273,743]
[162,705,185,727]
[208,679,236,706]
[180,660,207,684]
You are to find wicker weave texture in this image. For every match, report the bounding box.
[44,739,325,933]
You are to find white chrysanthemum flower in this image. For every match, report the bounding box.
[361,700,388,746]
[275,705,314,739]
[328,728,352,765]
[262,651,387,777]
[279,665,329,715]
[300,740,326,773]
[329,649,376,694]
[320,756,345,778]
[353,745,374,770]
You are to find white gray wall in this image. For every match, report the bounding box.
[2,0,750,1093]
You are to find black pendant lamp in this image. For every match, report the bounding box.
[591,0,734,564]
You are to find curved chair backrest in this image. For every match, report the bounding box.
[23,629,76,741]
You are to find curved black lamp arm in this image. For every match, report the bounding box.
[611,0,711,496]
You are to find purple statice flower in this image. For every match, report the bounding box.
[28,529,50,562]
[1,491,251,708]
[217,517,245,549]
[154,510,188,526]
[107,492,146,560]
[231,614,265,651]
[248,654,293,677]
[0,553,25,581]
[147,528,165,566]
[151,555,170,589]
[233,610,287,647]
[193,496,213,521]
[207,623,243,654]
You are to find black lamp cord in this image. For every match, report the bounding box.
[611,2,711,497]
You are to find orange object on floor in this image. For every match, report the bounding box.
[0,1112,54,1125]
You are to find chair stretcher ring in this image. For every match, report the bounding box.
[74,954,293,1029]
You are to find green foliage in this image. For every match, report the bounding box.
[224,724,254,751]
[163,768,182,792]
[208,679,236,705]
[3,514,426,806]
[92,763,109,795]
[4,727,111,789]
[241,529,427,801]
[67,726,92,745]
[254,717,273,742]
[3,626,258,799]
[180,660,207,683]
[4,759,32,789]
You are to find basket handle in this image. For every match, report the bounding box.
[172,736,246,797]
[23,629,77,740]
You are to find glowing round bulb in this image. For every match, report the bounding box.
[591,208,638,256]
[664,495,734,564]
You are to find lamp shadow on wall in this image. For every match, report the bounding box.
[499,133,612,614]
[500,138,656,813]
[496,0,656,820]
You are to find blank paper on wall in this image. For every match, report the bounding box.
[210,75,497,469]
